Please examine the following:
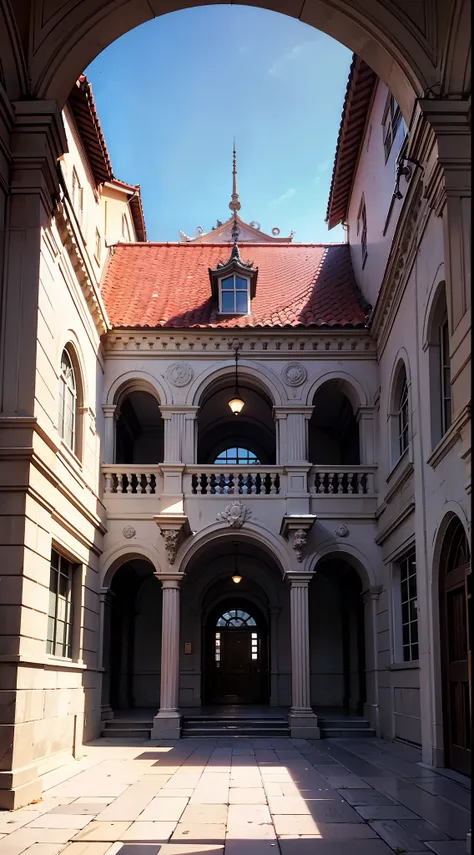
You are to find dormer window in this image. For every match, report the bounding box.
[220,274,250,314]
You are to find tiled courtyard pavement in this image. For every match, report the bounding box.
[0,736,470,855]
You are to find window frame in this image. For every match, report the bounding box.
[58,347,78,454]
[439,315,452,436]
[397,375,409,458]
[71,167,84,228]
[357,198,368,268]
[218,274,250,315]
[47,549,76,659]
[392,549,419,664]
[382,93,402,162]
[214,447,260,466]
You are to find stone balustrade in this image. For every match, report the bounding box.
[310,465,377,495]
[102,465,163,495]
[185,465,283,496]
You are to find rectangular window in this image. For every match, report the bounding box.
[220,275,249,314]
[398,552,418,662]
[358,200,368,267]
[47,549,75,658]
[440,318,452,434]
[72,168,84,227]
[382,93,402,162]
[94,227,101,263]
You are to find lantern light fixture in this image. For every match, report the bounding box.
[228,345,244,415]
[232,542,242,584]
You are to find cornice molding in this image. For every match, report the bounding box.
[55,197,110,336]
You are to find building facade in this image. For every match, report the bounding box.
[0,50,470,813]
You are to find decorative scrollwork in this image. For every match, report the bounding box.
[292,528,307,563]
[122,525,136,539]
[282,362,307,387]
[216,501,251,528]
[166,362,194,387]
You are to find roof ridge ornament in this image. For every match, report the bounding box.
[229,140,241,214]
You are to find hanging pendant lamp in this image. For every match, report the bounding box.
[232,542,242,584]
[228,345,245,415]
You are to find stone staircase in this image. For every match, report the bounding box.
[102,716,152,739]
[181,712,290,738]
[317,712,375,738]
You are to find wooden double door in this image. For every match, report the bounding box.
[204,604,269,704]
[439,518,471,776]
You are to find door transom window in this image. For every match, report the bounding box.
[216,608,256,627]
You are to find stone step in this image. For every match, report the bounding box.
[101,727,151,739]
[320,726,376,738]
[317,718,372,728]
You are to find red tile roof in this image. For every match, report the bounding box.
[326,55,377,230]
[101,242,368,329]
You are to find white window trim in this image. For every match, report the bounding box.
[218,274,251,315]
[390,548,419,665]
[382,93,402,163]
[357,197,368,268]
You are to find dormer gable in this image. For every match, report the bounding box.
[208,225,258,315]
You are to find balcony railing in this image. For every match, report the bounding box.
[103,465,163,494]
[184,466,283,496]
[310,465,377,496]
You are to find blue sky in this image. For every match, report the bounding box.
[86,6,352,243]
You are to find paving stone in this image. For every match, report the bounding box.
[278,841,394,854]
[228,788,266,804]
[27,815,94,830]
[271,814,325,836]
[338,789,396,806]
[424,844,470,854]
[157,789,195,798]
[14,846,65,855]
[120,821,177,840]
[180,806,228,825]
[95,781,163,821]
[73,822,132,842]
[354,805,421,820]
[398,819,451,841]
[224,841,278,855]
[60,844,119,855]
[322,774,372,789]
[273,797,363,825]
[172,823,226,842]
[371,819,429,851]
[227,805,272,827]
[139,797,189,821]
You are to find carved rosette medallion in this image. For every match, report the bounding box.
[292,528,307,563]
[122,525,136,539]
[216,501,251,528]
[335,524,349,538]
[282,362,307,387]
[166,362,194,387]
[160,529,180,565]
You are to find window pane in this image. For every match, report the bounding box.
[221,291,234,312]
[235,276,248,290]
[222,277,234,290]
[235,291,248,314]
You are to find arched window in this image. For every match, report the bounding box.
[58,348,78,452]
[214,448,260,466]
[216,609,256,627]
[426,284,452,448]
[390,361,410,466]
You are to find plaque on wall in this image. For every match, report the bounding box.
[184,642,192,655]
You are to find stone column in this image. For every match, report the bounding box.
[151,575,183,739]
[102,405,117,464]
[162,407,199,463]
[356,406,376,465]
[287,573,320,738]
[269,606,280,706]
[362,586,382,735]
[274,407,312,464]
[99,588,114,720]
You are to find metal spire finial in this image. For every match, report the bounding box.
[229,139,241,214]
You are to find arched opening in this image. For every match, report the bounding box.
[311,556,366,714]
[425,282,452,448]
[58,344,84,459]
[115,390,163,464]
[182,535,285,708]
[309,380,360,465]
[389,360,410,467]
[106,559,161,712]
[195,376,276,494]
[439,516,471,775]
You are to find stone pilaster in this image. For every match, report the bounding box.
[356,406,376,465]
[287,573,320,738]
[102,405,117,464]
[99,588,114,720]
[151,575,183,739]
[274,407,312,465]
[362,585,382,734]
[161,407,199,463]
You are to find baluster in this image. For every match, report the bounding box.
[104,472,113,494]
[210,473,217,495]
[314,471,321,494]
[218,473,227,494]
[323,472,331,493]
[341,472,349,494]
[191,473,198,495]
[255,473,262,495]
[274,473,280,495]
[352,472,360,494]
[246,473,254,495]
[238,473,244,494]
[145,473,152,494]
[150,473,156,494]
[361,472,368,494]
[125,473,133,494]
[228,472,234,494]
[264,473,272,495]
[201,473,208,495]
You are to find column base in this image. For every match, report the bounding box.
[101,705,114,721]
[150,711,182,740]
[0,769,42,810]
[288,709,320,739]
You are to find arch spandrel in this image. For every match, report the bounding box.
[23,0,447,121]
[306,371,368,411]
[186,360,286,408]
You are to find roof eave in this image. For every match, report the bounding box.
[68,75,114,186]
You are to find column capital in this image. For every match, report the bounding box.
[274,406,313,419]
[154,512,191,567]
[286,572,314,587]
[362,585,383,604]
[102,404,117,418]
[160,406,199,416]
[11,99,68,211]
[153,573,183,588]
[355,405,374,420]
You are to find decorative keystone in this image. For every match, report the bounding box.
[217,501,251,528]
